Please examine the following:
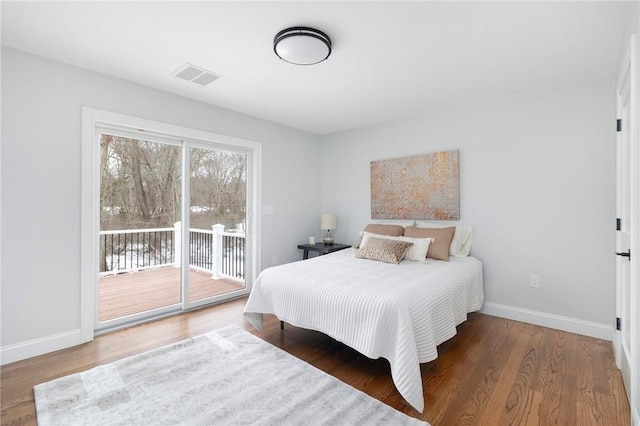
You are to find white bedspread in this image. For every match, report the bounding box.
[244,248,483,413]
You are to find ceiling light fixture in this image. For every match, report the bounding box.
[273,27,332,66]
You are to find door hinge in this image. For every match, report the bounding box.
[616,218,621,231]
[617,119,622,132]
[616,317,621,331]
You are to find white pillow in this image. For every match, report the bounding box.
[414,221,473,257]
[360,231,432,262]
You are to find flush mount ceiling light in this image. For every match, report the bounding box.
[273,27,332,66]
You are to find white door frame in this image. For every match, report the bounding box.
[614,34,639,425]
[81,107,261,337]
[631,32,640,426]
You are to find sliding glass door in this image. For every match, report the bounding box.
[96,129,250,331]
[98,135,182,326]
[185,146,247,308]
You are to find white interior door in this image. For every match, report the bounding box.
[614,34,637,409]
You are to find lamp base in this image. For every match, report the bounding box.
[322,230,335,245]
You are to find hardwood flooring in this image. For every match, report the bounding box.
[1,297,630,425]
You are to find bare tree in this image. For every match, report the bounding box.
[100,135,246,231]
[190,148,246,229]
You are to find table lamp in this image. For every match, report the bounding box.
[321,213,336,245]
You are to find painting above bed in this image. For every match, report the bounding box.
[371,150,459,220]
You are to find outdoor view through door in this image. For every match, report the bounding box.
[98,135,247,326]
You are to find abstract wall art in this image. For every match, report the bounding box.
[371,150,459,220]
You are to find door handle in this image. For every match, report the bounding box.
[616,250,631,261]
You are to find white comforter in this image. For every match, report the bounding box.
[244,248,484,413]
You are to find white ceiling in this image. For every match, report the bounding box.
[1,1,633,135]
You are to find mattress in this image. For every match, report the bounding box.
[244,248,484,412]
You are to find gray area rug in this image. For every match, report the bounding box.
[34,325,429,425]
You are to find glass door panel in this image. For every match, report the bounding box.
[187,146,247,305]
[98,134,182,326]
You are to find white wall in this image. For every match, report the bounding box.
[321,79,616,337]
[0,47,320,352]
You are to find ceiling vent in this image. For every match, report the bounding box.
[172,63,222,86]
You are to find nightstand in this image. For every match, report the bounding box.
[297,242,351,260]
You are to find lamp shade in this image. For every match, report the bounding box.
[321,213,337,230]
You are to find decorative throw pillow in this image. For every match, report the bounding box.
[403,226,455,261]
[360,231,432,262]
[353,224,406,248]
[414,221,474,257]
[355,237,414,264]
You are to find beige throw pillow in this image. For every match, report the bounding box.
[355,237,413,264]
[353,224,406,248]
[360,232,432,262]
[404,226,455,261]
[414,221,474,257]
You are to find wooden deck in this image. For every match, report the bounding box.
[99,268,244,321]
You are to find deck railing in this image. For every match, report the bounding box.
[100,223,245,280]
[100,228,174,273]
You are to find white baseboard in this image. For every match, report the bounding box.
[0,303,617,365]
[1,329,88,366]
[633,407,639,426]
[480,302,613,341]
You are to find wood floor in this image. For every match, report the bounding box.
[99,268,244,321]
[1,297,630,425]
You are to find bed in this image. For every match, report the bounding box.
[244,224,483,413]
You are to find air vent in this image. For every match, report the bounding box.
[172,64,222,86]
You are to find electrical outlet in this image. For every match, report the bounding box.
[272,254,278,265]
[530,274,540,288]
